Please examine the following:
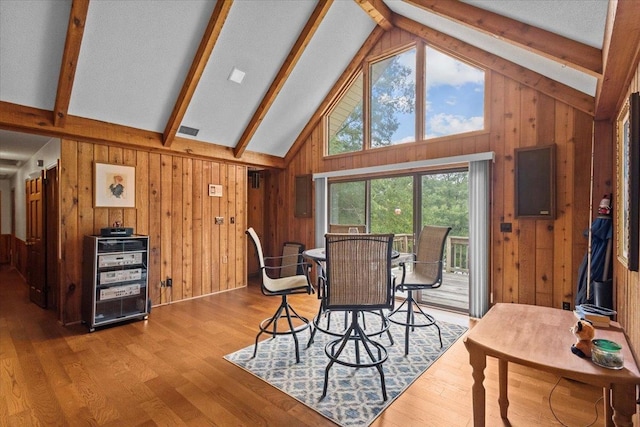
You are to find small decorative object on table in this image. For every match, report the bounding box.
[591,339,624,369]
[570,319,595,358]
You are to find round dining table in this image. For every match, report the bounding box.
[302,247,401,263]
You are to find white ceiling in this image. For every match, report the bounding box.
[0,0,609,177]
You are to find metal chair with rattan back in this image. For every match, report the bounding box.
[387,225,451,355]
[246,227,313,363]
[279,241,305,278]
[321,233,395,401]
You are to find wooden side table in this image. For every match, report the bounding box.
[464,303,640,426]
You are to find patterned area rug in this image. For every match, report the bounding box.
[224,313,467,426]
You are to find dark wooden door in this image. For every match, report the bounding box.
[45,164,59,310]
[26,172,46,308]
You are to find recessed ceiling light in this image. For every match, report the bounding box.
[228,67,246,84]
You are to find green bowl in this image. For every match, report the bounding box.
[591,339,624,369]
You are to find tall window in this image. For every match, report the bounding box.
[328,72,363,155]
[424,47,484,139]
[325,43,485,155]
[370,48,416,147]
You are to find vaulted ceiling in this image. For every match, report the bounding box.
[1,0,639,178]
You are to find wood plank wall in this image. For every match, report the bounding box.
[12,236,28,279]
[0,234,10,263]
[247,172,265,276]
[614,63,640,358]
[271,28,608,330]
[59,139,247,325]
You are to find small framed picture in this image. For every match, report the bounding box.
[94,162,136,208]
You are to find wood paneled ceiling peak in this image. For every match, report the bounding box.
[0,0,624,176]
[233,0,333,159]
[403,0,603,77]
[163,0,233,148]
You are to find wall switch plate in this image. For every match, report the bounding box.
[215,217,224,225]
[208,184,223,197]
[500,222,512,232]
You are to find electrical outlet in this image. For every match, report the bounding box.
[562,302,570,310]
[215,217,224,225]
[500,222,512,232]
[160,280,165,288]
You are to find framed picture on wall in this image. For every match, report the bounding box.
[94,162,136,208]
[616,92,639,271]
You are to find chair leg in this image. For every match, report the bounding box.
[253,295,310,363]
[410,297,443,348]
[307,299,325,347]
[253,303,285,358]
[380,310,394,345]
[404,294,413,356]
[321,311,389,401]
[282,300,301,363]
[388,290,442,356]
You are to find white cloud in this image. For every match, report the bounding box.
[426,113,484,137]
[425,47,484,88]
[392,135,416,145]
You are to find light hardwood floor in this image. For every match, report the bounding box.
[0,265,622,426]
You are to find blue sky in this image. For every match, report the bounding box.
[391,47,485,144]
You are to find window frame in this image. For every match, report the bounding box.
[324,41,487,158]
[325,68,365,157]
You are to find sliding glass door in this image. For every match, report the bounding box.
[418,171,469,312]
[370,176,414,234]
[327,170,470,313]
[329,181,366,227]
[317,154,492,317]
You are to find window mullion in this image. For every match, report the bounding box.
[416,41,425,143]
[363,59,371,150]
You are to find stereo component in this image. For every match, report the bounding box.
[99,284,141,301]
[99,268,143,284]
[101,227,133,237]
[98,252,143,268]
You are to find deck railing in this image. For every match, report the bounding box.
[445,236,469,273]
[393,234,469,274]
[392,233,414,254]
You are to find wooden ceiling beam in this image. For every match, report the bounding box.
[163,0,233,148]
[594,0,640,121]
[284,26,386,165]
[0,101,284,169]
[354,0,393,31]
[233,0,333,158]
[53,0,90,127]
[394,15,594,116]
[404,0,602,78]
